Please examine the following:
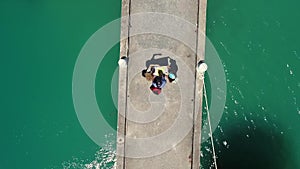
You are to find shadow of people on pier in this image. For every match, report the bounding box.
[145,53,178,76]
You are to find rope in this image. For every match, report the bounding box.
[203,77,218,169]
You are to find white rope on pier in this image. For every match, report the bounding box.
[203,79,218,169]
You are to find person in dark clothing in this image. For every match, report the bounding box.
[150,70,167,95]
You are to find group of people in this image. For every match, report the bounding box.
[142,62,176,95]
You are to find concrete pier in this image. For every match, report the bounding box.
[117,0,207,168]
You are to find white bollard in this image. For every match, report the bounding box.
[118,56,128,67]
[197,61,208,79]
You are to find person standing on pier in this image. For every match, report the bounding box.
[149,70,167,95]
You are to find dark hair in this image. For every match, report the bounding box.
[153,76,163,87]
[158,70,164,77]
[168,76,175,83]
[150,67,155,74]
[142,69,147,77]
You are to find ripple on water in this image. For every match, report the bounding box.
[59,134,116,169]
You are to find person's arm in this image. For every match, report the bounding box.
[152,81,157,88]
[160,78,167,88]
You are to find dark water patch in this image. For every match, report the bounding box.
[201,118,298,169]
[218,123,294,169]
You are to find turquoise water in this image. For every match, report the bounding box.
[0,0,120,168]
[202,0,300,168]
[0,0,299,169]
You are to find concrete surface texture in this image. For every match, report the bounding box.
[117,0,207,168]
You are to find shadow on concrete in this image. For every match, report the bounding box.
[201,120,297,169]
[145,53,178,76]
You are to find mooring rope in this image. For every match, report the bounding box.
[203,79,218,169]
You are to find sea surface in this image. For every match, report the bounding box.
[0,0,299,169]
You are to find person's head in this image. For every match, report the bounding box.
[168,73,176,83]
[142,69,147,77]
[153,76,163,88]
[158,70,164,77]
